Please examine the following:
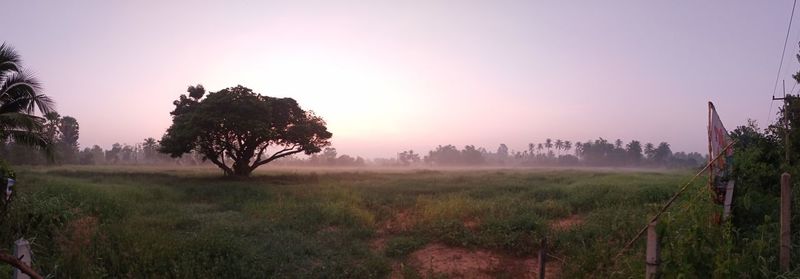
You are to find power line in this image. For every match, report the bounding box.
[768,0,797,124]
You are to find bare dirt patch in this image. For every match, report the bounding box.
[407,243,561,278]
[372,210,415,254]
[550,214,584,231]
[370,236,387,252]
[372,211,563,278]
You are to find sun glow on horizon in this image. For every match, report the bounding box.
[206,45,428,146]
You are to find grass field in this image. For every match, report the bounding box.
[0,166,700,278]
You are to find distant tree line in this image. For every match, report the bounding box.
[77,138,205,166]
[273,147,366,167]
[383,138,705,168]
[0,113,205,166]
[0,113,703,169]
[0,112,78,165]
[0,114,366,167]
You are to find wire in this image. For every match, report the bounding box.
[768,0,797,124]
[769,98,775,124]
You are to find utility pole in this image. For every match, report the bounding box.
[773,80,791,164]
[773,80,792,272]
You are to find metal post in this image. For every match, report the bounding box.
[12,238,31,279]
[646,221,660,279]
[781,172,792,272]
[538,237,547,279]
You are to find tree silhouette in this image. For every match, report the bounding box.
[545,138,553,155]
[142,137,159,162]
[644,142,655,161]
[528,143,535,157]
[398,150,421,166]
[427,144,461,165]
[653,142,672,164]
[58,116,79,163]
[496,144,509,162]
[555,139,564,156]
[462,145,485,165]
[160,85,332,176]
[625,140,643,164]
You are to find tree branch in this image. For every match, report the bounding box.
[0,252,42,279]
[205,148,233,175]
[253,143,272,164]
[250,145,302,171]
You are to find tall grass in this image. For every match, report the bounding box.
[0,166,754,278]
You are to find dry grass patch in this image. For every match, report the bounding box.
[407,243,562,278]
[550,214,584,231]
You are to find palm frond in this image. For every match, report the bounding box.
[0,112,44,132]
[0,71,52,115]
[0,43,21,73]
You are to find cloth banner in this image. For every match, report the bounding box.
[708,102,733,204]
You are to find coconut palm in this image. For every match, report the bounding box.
[554,139,563,156]
[528,143,535,157]
[544,138,553,157]
[0,43,55,155]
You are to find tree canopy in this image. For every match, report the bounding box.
[159,85,332,176]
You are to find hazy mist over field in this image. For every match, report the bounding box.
[5,1,800,277]
[3,1,797,158]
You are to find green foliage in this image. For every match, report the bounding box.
[0,166,692,278]
[0,160,15,179]
[385,236,427,258]
[628,116,800,278]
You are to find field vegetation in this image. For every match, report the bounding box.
[0,166,711,278]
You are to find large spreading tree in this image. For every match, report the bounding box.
[160,85,332,176]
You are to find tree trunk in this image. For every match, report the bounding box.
[232,160,252,177]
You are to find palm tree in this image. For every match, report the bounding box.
[528,143,535,157]
[564,140,572,155]
[644,142,655,161]
[544,138,553,158]
[554,139,564,156]
[0,43,55,156]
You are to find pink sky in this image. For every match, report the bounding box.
[3,1,798,158]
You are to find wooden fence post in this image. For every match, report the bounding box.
[538,237,547,279]
[12,238,31,279]
[781,172,792,272]
[646,221,660,279]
